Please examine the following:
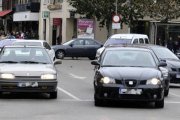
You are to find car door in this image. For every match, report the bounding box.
[65,39,85,57]
[84,39,101,57]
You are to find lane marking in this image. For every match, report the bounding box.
[69,73,86,80]
[57,87,81,101]
[169,92,180,98]
[166,101,180,104]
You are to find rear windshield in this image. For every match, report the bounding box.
[104,38,132,47]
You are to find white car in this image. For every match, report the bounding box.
[96,34,150,58]
[12,40,55,61]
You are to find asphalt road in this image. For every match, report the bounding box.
[0,58,180,120]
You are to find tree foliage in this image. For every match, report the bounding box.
[140,0,180,22]
[68,0,144,32]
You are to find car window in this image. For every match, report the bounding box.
[43,42,51,50]
[104,38,132,46]
[0,47,52,64]
[73,40,84,45]
[102,50,156,67]
[152,47,179,60]
[133,39,138,44]
[145,38,149,44]
[139,38,144,43]
[85,39,97,45]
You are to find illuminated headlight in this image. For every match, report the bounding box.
[101,77,115,84]
[41,74,56,80]
[0,73,15,79]
[146,78,161,85]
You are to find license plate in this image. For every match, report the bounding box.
[176,74,180,78]
[17,82,38,87]
[119,89,142,95]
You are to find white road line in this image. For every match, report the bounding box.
[57,87,81,101]
[169,92,180,98]
[69,73,86,80]
[166,101,180,104]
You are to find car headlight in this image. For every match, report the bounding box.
[41,74,56,80]
[146,78,161,85]
[100,77,115,84]
[0,73,15,79]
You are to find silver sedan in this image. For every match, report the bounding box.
[0,46,61,98]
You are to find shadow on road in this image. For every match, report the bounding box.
[169,83,180,88]
[0,92,52,99]
[95,101,160,109]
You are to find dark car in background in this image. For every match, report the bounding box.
[139,44,180,84]
[52,38,103,60]
[91,46,167,108]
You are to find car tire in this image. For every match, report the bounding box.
[164,88,169,97]
[56,50,65,59]
[155,98,164,108]
[88,56,95,60]
[49,91,57,99]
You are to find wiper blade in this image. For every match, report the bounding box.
[0,61,18,63]
[19,61,47,64]
[19,61,39,64]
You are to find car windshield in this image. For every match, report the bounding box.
[0,47,52,64]
[13,42,42,46]
[102,50,156,67]
[104,38,132,47]
[151,47,179,60]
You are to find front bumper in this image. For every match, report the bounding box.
[0,80,57,93]
[95,84,164,102]
[169,71,180,83]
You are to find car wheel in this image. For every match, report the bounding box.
[155,98,164,108]
[49,91,57,99]
[56,50,65,59]
[88,56,95,60]
[164,88,169,97]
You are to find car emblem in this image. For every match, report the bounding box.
[129,81,133,85]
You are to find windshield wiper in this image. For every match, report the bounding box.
[19,61,47,64]
[0,61,18,63]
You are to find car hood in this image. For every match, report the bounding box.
[165,59,180,68]
[0,64,56,76]
[99,67,160,80]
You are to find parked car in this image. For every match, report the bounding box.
[12,40,55,61]
[0,46,61,98]
[96,34,149,58]
[140,44,180,84]
[91,46,166,108]
[52,38,103,60]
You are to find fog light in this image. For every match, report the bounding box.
[104,93,108,97]
[153,94,157,99]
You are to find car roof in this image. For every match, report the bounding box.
[3,45,44,49]
[110,34,148,39]
[104,45,153,52]
[13,39,46,43]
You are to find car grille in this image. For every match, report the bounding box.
[15,76,41,80]
[115,79,147,86]
[124,79,137,87]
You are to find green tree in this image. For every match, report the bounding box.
[141,0,180,22]
[68,0,145,36]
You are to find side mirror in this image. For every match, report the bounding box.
[91,60,100,65]
[70,44,74,47]
[54,60,62,65]
[158,62,167,67]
